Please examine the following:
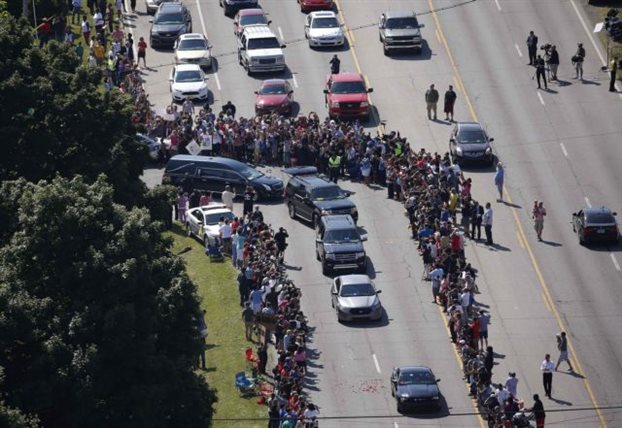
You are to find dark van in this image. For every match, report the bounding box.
[163,155,284,200]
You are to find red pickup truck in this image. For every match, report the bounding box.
[324,73,373,121]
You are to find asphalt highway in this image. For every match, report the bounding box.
[135,0,622,427]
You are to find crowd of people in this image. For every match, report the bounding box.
[193,198,319,428]
[378,142,545,427]
[35,1,153,127]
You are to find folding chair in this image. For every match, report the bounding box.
[234,371,256,397]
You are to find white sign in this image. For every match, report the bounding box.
[186,140,201,156]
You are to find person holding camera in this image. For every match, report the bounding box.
[547,45,559,81]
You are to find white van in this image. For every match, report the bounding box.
[237,24,286,74]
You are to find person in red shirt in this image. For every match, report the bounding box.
[137,36,147,68]
[36,17,52,47]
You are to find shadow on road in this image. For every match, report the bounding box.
[386,39,433,61]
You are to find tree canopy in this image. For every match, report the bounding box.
[0,14,148,206]
[0,177,215,428]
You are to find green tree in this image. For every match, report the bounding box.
[0,176,215,428]
[0,14,149,206]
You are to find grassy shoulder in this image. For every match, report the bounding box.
[165,224,266,428]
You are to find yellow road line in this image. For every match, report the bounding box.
[516,230,525,249]
[437,305,487,428]
[429,1,607,425]
[541,291,552,313]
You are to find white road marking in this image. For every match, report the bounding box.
[393,422,399,428]
[195,0,208,38]
[372,353,381,374]
[611,253,621,271]
[570,0,606,65]
[514,43,523,57]
[194,0,221,91]
[560,142,568,157]
[494,0,501,12]
[584,196,592,208]
[292,74,299,88]
[278,26,284,41]
[537,92,545,105]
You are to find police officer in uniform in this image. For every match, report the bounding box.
[328,152,341,183]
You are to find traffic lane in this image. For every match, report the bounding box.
[333,0,587,421]
[438,0,622,420]
[259,172,481,427]
[259,0,379,128]
[427,0,609,417]
[334,0,588,422]
[183,0,364,123]
[334,0,473,152]
[341,180,482,427]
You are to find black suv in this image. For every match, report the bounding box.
[150,2,192,49]
[284,167,358,227]
[316,215,367,275]
[220,0,258,17]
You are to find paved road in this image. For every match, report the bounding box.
[133,0,622,427]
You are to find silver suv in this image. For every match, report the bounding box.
[378,11,424,55]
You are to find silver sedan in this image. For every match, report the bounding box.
[331,274,382,322]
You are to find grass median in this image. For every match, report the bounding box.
[166,224,266,428]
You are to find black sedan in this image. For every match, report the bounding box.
[572,207,619,245]
[449,122,494,166]
[390,366,441,413]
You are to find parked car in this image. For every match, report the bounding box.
[163,155,284,200]
[449,122,494,166]
[390,366,442,413]
[572,207,619,245]
[378,11,424,55]
[298,0,334,13]
[254,79,294,115]
[169,64,209,103]
[220,0,258,17]
[331,274,382,322]
[149,2,192,49]
[315,214,367,275]
[233,8,270,38]
[304,11,344,48]
[174,33,212,69]
[324,73,373,120]
[186,204,235,246]
[284,166,357,226]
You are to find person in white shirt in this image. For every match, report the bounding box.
[505,372,519,398]
[495,383,510,404]
[482,202,493,245]
[93,10,104,32]
[219,218,232,254]
[221,185,235,211]
[540,354,554,398]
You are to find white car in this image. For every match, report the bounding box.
[174,33,212,69]
[186,204,235,246]
[169,63,209,103]
[304,11,344,48]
